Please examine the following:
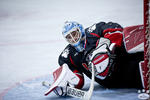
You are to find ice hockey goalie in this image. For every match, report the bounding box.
[44,21,144,96]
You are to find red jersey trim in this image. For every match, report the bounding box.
[69,56,77,67]
[82,63,89,70]
[90,33,100,38]
[103,28,123,35]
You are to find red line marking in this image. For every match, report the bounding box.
[0,39,63,46]
[0,74,49,100]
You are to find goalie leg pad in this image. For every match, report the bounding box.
[45,64,84,96]
[72,70,84,89]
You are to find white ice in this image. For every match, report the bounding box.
[0,0,143,98]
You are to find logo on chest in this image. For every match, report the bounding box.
[61,48,69,58]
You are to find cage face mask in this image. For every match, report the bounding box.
[62,21,86,52]
[65,28,81,44]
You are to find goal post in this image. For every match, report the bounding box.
[143,0,150,91]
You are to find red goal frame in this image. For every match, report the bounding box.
[143,0,150,90]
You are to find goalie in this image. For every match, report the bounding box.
[45,21,144,96]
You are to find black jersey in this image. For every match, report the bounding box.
[58,22,143,89]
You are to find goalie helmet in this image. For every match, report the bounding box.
[62,21,86,52]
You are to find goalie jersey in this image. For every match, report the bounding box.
[58,22,143,89]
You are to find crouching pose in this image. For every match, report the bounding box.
[44,21,144,96]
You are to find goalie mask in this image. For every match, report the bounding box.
[62,21,86,52]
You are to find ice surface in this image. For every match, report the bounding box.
[1,75,140,100]
[0,0,143,99]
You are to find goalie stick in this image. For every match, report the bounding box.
[42,62,95,100]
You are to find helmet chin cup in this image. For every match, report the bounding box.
[72,36,85,52]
